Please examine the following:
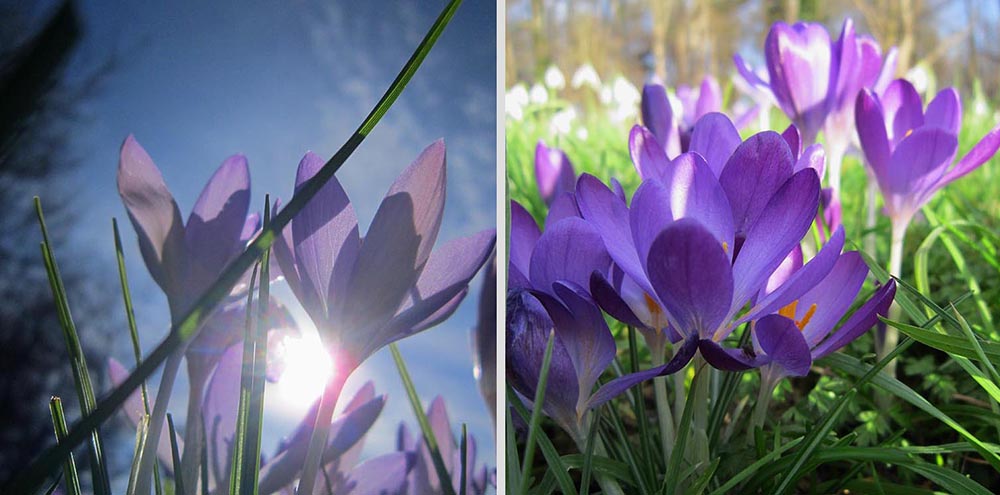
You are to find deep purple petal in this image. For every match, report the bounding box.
[509,200,541,287]
[585,336,698,409]
[628,179,674,270]
[925,87,962,135]
[720,131,795,236]
[886,127,958,200]
[641,83,679,156]
[765,21,833,141]
[658,153,735,258]
[291,151,361,315]
[881,79,925,144]
[781,124,801,159]
[798,251,869,346]
[795,143,826,179]
[941,124,1000,185]
[855,89,892,184]
[544,192,581,228]
[812,280,896,359]
[117,135,185,298]
[688,113,741,177]
[630,124,671,181]
[590,270,645,329]
[530,217,611,295]
[550,282,618,400]
[699,339,763,371]
[695,76,723,119]
[647,219,733,339]
[730,169,820,314]
[576,174,647,289]
[535,140,577,205]
[754,314,812,376]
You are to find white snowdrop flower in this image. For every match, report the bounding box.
[599,85,613,105]
[544,65,566,90]
[612,76,640,108]
[906,65,931,95]
[506,83,529,120]
[530,83,549,104]
[575,127,589,141]
[572,63,601,90]
[550,107,577,136]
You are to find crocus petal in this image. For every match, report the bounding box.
[829,18,859,113]
[925,87,962,135]
[108,358,175,472]
[117,135,185,298]
[658,152,735,258]
[239,213,261,242]
[575,174,646,289]
[881,79,925,144]
[941,125,1000,185]
[873,47,897,94]
[699,339,763,371]
[610,177,627,203]
[765,21,832,140]
[857,36,884,89]
[641,83,679,156]
[886,127,958,201]
[719,131,795,236]
[764,244,803,296]
[373,230,496,354]
[339,452,413,495]
[336,142,447,343]
[781,124,801,159]
[630,125,671,181]
[590,271,646,329]
[202,344,243,483]
[506,289,579,430]
[795,143,826,179]
[647,219,733,338]
[585,336,698,409]
[544,192,581,228]
[855,89,892,185]
[798,251,869,346]
[628,179,674,269]
[184,154,251,297]
[734,53,771,90]
[291,152,361,316]
[509,200,541,288]
[695,76,723,119]
[754,314,812,376]
[550,282,618,402]
[688,113,741,177]
[812,280,896,360]
[742,227,845,325]
[530,217,610,296]
[535,141,577,205]
[730,168,820,315]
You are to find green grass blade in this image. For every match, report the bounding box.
[229,262,260,495]
[504,392,522,492]
[706,437,803,495]
[49,397,81,495]
[517,330,555,494]
[390,343,458,495]
[663,366,702,495]
[823,352,1000,471]
[166,413,185,495]
[3,1,463,490]
[126,415,150,495]
[242,198,271,495]
[113,218,164,495]
[579,406,601,495]
[899,462,993,495]
[42,473,63,495]
[35,198,111,495]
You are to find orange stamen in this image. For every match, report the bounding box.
[779,300,818,330]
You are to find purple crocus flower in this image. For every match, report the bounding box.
[273,140,495,493]
[396,396,490,495]
[534,140,576,206]
[855,80,1000,233]
[641,76,724,158]
[274,141,495,375]
[580,128,873,372]
[735,19,896,193]
[472,255,497,425]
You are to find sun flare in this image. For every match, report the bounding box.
[271,331,333,409]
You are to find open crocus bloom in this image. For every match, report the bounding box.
[579,128,885,372]
[534,140,576,206]
[855,79,1000,230]
[273,140,496,374]
[735,18,894,152]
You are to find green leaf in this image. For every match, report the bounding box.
[228,262,260,495]
[663,367,702,495]
[3,2,464,490]
[167,413,185,495]
[899,462,994,495]
[507,386,579,495]
[48,397,81,495]
[391,343,458,495]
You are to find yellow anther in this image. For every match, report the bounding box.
[644,293,662,316]
[779,300,818,330]
[904,128,914,138]
[722,241,729,254]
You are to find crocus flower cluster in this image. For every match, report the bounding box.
[116,136,495,493]
[507,110,896,440]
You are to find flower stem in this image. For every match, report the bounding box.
[179,370,206,492]
[296,370,348,495]
[880,221,907,378]
[650,346,676,463]
[864,177,879,261]
[750,371,778,442]
[133,350,184,495]
[573,432,625,495]
[826,141,845,197]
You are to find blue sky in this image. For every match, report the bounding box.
[47,0,495,483]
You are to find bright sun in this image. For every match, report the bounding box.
[271,330,333,410]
